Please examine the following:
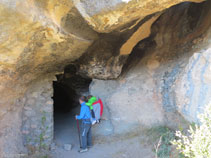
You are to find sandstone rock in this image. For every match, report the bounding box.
[73,0,204,33]
[0,0,210,156]
[22,130,29,135]
[147,59,160,70]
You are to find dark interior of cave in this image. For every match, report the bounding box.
[52,64,92,144]
[53,79,77,113]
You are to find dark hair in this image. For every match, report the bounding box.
[79,96,86,102]
[87,95,93,100]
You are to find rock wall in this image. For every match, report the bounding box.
[0,0,210,155]
[175,46,211,122]
[90,1,211,134]
[21,79,54,153]
[0,77,54,157]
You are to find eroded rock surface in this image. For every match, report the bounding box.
[73,0,204,32]
[0,0,210,156]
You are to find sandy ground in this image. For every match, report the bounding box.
[51,107,155,158]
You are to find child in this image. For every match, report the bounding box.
[92,98,103,123]
[86,95,97,125]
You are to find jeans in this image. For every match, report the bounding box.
[81,122,92,149]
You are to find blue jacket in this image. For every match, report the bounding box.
[76,102,91,121]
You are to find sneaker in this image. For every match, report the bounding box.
[92,120,96,125]
[78,148,88,153]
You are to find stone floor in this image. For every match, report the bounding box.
[51,107,154,158]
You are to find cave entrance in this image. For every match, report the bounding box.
[52,65,92,146]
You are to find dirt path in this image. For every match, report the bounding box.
[51,107,155,158]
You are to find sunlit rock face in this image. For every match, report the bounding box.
[0,0,210,156]
[73,0,203,33]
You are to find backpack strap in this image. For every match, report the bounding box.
[92,100,100,105]
[92,98,104,116]
[99,99,103,117]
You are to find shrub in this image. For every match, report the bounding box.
[148,126,175,158]
[172,103,211,158]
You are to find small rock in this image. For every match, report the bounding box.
[46,100,53,105]
[50,143,56,151]
[22,130,29,134]
[31,124,37,129]
[64,144,72,151]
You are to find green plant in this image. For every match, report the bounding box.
[39,112,49,151]
[147,126,176,158]
[41,115,46,125]
[156,128,175,158]
[40,155,48,158]
[172,103,211,158]
[26,137,32,143]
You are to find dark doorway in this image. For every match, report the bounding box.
[52,64,92,146]
[53,80,76,113]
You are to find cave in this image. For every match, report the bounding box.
[0,0,211,157]
[52,65,92,144]
[53,80,75,113]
